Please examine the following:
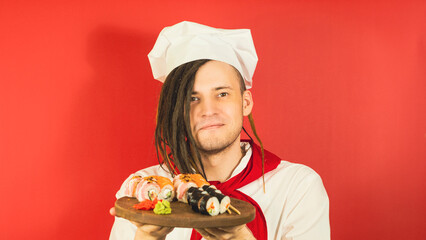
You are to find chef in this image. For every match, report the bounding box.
[109,21,330,240]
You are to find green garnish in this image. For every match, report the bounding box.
[153,200,172,215]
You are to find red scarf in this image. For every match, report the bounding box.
[190,140,281,240]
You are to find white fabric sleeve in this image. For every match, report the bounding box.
[109,216,137,240]
[109,173,137,240]
[281,168,330,240]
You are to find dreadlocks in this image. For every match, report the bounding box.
[155,59,208,177]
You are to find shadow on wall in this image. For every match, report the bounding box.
[53,25,161,239]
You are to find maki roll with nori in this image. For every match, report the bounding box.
[186,186,199,201]
[216,194,231,214]
[177,175,231,216]
[198,195,220,216]
[201,185,216,191]
[188,190,207,212]
[202,185,220,195]
[201,185,230,214]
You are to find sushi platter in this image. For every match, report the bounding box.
[115,196,256,228]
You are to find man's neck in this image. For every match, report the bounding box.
[199,139,245,182]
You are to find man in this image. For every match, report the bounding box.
[110,21,330,240]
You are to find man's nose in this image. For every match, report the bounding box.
[199,98,218,117]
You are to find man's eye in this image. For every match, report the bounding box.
[191,96,199,101]
[218,92,228,97]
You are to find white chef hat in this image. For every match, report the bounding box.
[147,21,258,89]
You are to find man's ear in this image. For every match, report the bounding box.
[242,90,254,116]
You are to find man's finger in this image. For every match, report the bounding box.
[194,228,214,239]
[135,224,175,238]
[216,224,245,232]
[130,220,143,228]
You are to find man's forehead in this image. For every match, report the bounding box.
[192,61,241,91]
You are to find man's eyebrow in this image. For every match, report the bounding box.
[215,86,232,91]
[191,86,233,94]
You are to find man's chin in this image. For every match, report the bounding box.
[198,144,227,155]
[195,137,236,154]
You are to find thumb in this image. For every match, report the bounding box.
[109,207,116,216]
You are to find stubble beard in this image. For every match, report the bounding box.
[194,121,243,156]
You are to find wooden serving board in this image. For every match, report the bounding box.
[115,197,256,228]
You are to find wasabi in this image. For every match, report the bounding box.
[153,200,172,215]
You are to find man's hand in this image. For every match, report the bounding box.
[110,207,174,240]
[195,224,256,240]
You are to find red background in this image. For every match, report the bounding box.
[1,0,425,239]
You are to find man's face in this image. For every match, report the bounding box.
[189,60,252,154]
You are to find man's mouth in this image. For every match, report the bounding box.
[199,123,224,131]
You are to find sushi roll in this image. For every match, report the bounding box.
[173,174,184,189]
[201,185,217,191]
[173,174,192,188]
[135,179,161,202]
[124,175,142,197]
[190,174,210,187]
[176,181,198,203]
[202,185,221,195]
[188,190,207,212]
[215,194,231,214]
[187,187,208,205]
[155,176,175,201]
[198,195,220,216]
[186,186,199,202]
[201,185,230,214]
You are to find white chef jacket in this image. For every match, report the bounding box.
[110,143,330,240]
